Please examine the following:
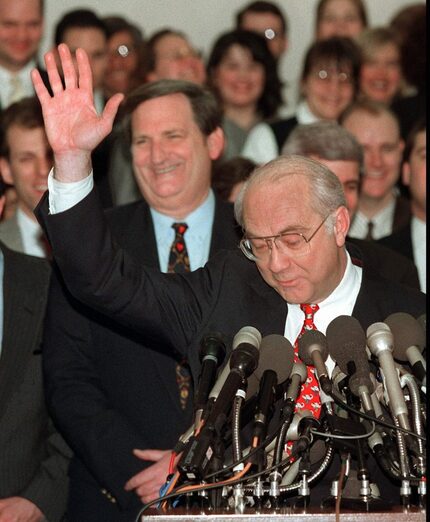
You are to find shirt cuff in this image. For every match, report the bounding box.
[48,168,94,214]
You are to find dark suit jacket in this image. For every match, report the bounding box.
[42,196,241,521]
[347,236,420,290]
[378,224,414,262]
[36,189,426,509]
[0,242,70,521]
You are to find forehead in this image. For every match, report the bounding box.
[241,11,283,31]
[243,174,313,231]
[131,92,200,131]
[316,158,360,182]
[0,0,42,20]
[322,0,359,16]
[344,111,399,140]
[154,34,191,55]
[62,27,107,50]
[6,124,47,149]
[221,44,255,62]
[108,30,134,48]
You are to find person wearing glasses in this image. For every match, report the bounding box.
[242,36,361,165]
[102,16,146,100]
[33,45,424,508]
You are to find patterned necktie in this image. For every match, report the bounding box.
[294,304,321,418]
[365,220,374,241]
[168,222,191,409]
[168,223,190,274]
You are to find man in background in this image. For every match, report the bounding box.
[0,0,45,109]
[42,79,241,522]
[380,118,426,292]
[0,96,52,258]
[0,176,70,522]
[283,121,420,290]
[340,99,408,240]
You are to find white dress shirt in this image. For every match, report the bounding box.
[411,216,426,293]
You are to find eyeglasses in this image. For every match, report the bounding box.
[239,214,331,262]
[110,44,136,58]
[314,69,352,84]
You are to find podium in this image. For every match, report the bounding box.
[141,506,425,521]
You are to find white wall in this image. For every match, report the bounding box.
[42,0,422,111]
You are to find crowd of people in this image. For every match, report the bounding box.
[0,0,426,521]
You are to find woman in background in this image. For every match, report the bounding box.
[242,36,361,164]
[207,30,282,161]
[315,0,367,40]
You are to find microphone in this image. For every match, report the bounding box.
[297,329,332,394]
[247,334,295,399]
[326,316,375,412]
[193,332,227,427]
[384,312,426,386]
[178,328,261,480]
[366,322,411,432]
[208,326,262,401]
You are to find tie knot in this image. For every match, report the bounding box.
[172,222,188,237]
[300,303,319,329]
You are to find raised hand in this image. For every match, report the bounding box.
[31,43,124,182]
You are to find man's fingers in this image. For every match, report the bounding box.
[31,68,50,104]
[44,49,64,95]
[132,448,166,462]
[76,47,93,94]
[59,44,77,90]
[102,93,124,129]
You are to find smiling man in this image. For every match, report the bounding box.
[0,96,52,257]
[0,0,45,109]
[33,45,425,510]
[340,99,407,241]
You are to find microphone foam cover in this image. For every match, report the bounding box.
[232,326,262,349]
[384,312,426,361]
[298,329,328,365]
[326,315,366,374]
[255,334,294,383]
[349,371,375,396]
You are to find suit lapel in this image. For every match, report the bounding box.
[0,246,49,419]
[0,213,25,253]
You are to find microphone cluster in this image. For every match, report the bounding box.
[146,314,426,513]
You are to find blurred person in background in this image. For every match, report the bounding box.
[0,0,46,109]
[380,118,426,292]
[212,156,256,202]
[341,99,408,241]
[315,0,367,41]
[242,36,361,164]
[103,16,146,99]
[357,27,404,106]
[207,29,282,161]
[235,0,288,61]
[390,3,426,140]
[145,28,205,85]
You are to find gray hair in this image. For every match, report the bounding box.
[283,121,364,174]
[234,154,346,229]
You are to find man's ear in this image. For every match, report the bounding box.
[333,206,350,246]
[0,157,13,185]
[207,127,225,160]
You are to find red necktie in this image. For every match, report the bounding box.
[294,304,321,418]
[168,222,191,410]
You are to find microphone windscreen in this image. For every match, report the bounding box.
[417,314,426,338]
[297,329,328,365]
[247,334,294,398]
[326,315,366,374]
[384,312,426,361]
[232,325,262,349]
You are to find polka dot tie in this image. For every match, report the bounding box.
[168,223,191,410]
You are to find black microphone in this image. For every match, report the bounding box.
[384,312,426,386]
[208,326,262,402]
[252,369,277,441]
[193,332,227,426]
[247,334,295,399]
[178,329,260,480]
[326,315,375,412]
[366,322,411,432]
[297,329,332,394]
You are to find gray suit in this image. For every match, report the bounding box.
[0,213,24,253]
[0,242,70,521]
